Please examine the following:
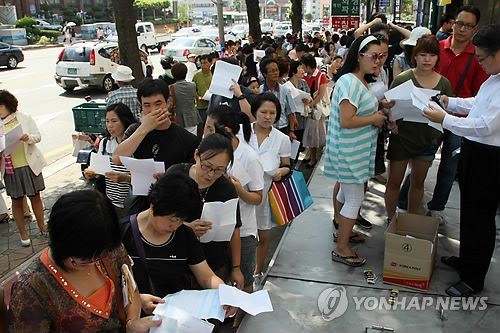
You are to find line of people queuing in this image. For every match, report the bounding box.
[2,5,500,331]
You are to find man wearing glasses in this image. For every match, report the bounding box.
[399,6,489,222]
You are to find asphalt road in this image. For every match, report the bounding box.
[0,46,165,167]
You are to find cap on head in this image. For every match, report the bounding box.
[111,65,134,82]
[402,27,432,46]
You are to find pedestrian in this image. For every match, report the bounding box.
[112,79,199,215]
[168,62,202,135]
[107,65,142,119]
[324,35,386,267]
[397,6,489,222]
[0,90,47,247]
[159,56,176,86]
[392,27,431,78]
[185,53,198,82]
[96,27,104,41]
[422,23,500,297]
[249,93,291,285]
[436,14,454,41]
[192,54,213,138]
[83,103,137,217]
[8,190,162,332]
[384,34,453,224]
[119,173,237,317]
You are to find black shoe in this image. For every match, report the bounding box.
[441,256,460,270]
[445,280,475,297]
[332,218,339,229]
[305,161,317,169]
[355,216,372,229]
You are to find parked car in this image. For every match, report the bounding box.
[200,29,239,44]
[34,19,63,31]
[54,41,153,92]
[273,24,292,38]
[230,24,249,39]
[161,37,216,62]
[0,42,24,69]
[171,27,202,40]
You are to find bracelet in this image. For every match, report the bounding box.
[232,265,240,269]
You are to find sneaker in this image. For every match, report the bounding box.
[355,216,372,229]
[427,210,447,225]
[253,273,264,287]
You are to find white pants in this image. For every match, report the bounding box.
[336,183,365,219]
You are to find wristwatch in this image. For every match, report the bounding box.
[237,94,247,100]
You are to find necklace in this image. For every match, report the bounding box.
[200,186,211,203]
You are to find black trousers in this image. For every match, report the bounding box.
[458,138,500,291]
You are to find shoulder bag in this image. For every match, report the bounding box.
[170,85,179,124]
[129,214,157,295]
[312,72,332,120]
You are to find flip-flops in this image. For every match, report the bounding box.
[333,232,365,243]
[0,213,9,223]
[331,250,366,267]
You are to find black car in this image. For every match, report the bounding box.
[0,42,24,69]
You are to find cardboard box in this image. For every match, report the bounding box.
[383,213,440,291]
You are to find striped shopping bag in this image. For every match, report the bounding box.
[269,170,313,225]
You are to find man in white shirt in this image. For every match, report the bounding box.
[185,54,198,82]
[423,24,500,298]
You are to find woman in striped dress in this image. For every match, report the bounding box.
[84,103,136,217]
[324,35,387,267]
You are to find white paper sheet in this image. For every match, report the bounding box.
[209,61,243,99]
[89,152,113,175]
[290,140,300,160]
[253,50,265,62]
[154,289,226,322]
[315,57,323,68]
[2,124,23,156]
[293,89,312,114]
[199,198,239,243]
[119,156,165,196]
[201,90,212,101]
[384,80,414,101]
[386,81,443,132]
[151,307,214,333]
[218,284,273,316]
[283,81,299,99]
[370,81,388,101]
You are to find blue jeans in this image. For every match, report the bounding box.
[398,130,462,211]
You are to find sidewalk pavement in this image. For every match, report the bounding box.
[238,150,500,332]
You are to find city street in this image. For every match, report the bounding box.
[0,45,164,167]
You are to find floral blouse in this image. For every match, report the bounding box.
[8,245,131,333]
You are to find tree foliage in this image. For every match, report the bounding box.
[134,0,171,9]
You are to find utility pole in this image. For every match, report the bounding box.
[211,0,224,52]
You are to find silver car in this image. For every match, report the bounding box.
[171,27,202,40]
[161,37,217,62]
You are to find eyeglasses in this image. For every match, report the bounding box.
[359,53,387,62]
[200,160,227,176]
[454,21,476,31]
[476,54,490,63]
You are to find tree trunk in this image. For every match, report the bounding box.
[245,0,262,41]
[153,8,156,20]
[141,7,144,21]
[112,0,144,86]
[290,0,302,35]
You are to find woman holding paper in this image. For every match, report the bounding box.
[0,89,47,247]
[288,60,312,155]
[166,133,244,289]
[9,190,161,333]
[248,93,291,284]
[84,103,136,217]
[384,34,453,223]
[203,106,264,330]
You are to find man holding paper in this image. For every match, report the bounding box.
[423,24,500,298]
[112,79,199,214]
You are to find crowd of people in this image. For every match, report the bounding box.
[1,4,500,331]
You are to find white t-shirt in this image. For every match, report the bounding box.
[186,61,198,82]
[249,123,291,228]
[227,140,264,238]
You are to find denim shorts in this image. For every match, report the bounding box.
[414,138,440,162]
[240,236,258,288]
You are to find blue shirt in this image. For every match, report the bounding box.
[260,81,297,129]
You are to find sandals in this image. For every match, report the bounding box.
[445,280,475,297]
[441,256,460,270]
[331,250,366,267]
[333,232,365,243]
[0,213,9,223]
